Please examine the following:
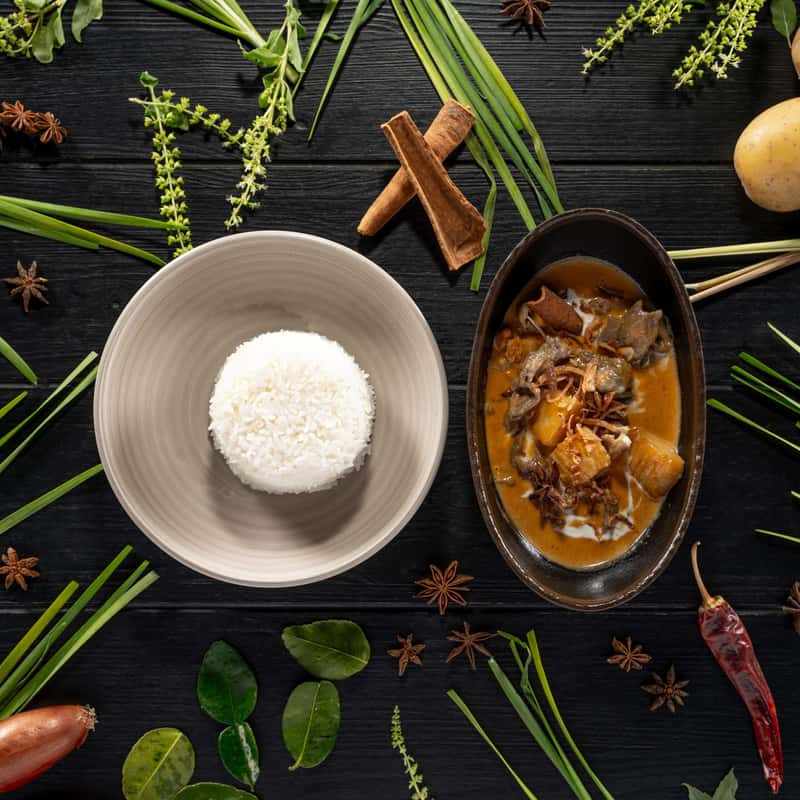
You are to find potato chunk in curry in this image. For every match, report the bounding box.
[532,394,582,448]
[629,429,685,499]
[552,426,611,487]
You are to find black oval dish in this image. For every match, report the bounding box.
[467,209,706,610]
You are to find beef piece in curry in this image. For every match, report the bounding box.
[484,257,685,571]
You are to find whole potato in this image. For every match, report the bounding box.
[734,98,800,212]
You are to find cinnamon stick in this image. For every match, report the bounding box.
[359,100,475,237]
[381,111,486,272]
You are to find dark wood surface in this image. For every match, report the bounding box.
[3,2,800,798]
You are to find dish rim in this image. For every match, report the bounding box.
[466,208,706,610]
[95,230,450,588]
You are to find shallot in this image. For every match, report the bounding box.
[0,705,95,792]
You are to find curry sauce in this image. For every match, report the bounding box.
[484,257,683,570]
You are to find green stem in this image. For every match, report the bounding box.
[756,529,800,546]
[0,196,171,229]
[294,0,341,97]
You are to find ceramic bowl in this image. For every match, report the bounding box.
[467,209,706,610]
[95,231,448,587]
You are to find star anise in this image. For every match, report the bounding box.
[415,560,474,616]
[388,633,426,676]
[500,0,551,28]
[0,101,40,134]
[641,665,689,713]
[782,581,800,637]
[0,547,40,591]
[35,112,68,145]
[4,260,48,313]
[607,636,652,672]
[446,622,497,670]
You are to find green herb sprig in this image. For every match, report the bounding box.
[391,706,435,800]
[0,0,102,63]
[674,0,767,88]
[684,768,738,800]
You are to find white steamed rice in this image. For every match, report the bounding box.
[209,330,375,494]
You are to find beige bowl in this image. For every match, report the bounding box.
[95,232,448,587]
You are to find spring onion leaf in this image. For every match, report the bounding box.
[527,630,615,800]
[0,196,172,229]
[308,0,383,140]
[0,352,97,449]
[0,216,102,250]
[756,529,800,546]
[0,367,97,475]
[0,393,27,422]
[739,352,800,395]
[708,398,800,456]
[0,337,37,384]
[0,464,104,536]
[447,689,539,800]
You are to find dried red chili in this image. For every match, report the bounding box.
[691,542,783,794]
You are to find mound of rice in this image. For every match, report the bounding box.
[209,330,375,494]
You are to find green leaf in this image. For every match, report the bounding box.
[282,619,370,679]
[219,722,260,790]
[683,787,714,800]
[282,680,340,770]
[30,18,55,64]
[140,71,160,88]
[122,728,195,800]
[242,44,281,66]
[713,770,738,800]
[175,784,257,800]
[197,640,257,725]
[71,0,103,42]
[49,9,65,48]
[771,0,797,44]
[0,336,36,384]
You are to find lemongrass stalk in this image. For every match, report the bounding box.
[0,199,165,267]
[731,367,800,415]
[0,197,172,229]
[527,631,615,800]
[393,0,535,228]
[756,529,800,545]
[0,464,104,537]
[0,393,26,422]
[708,398,800,455]
[0,547,135,707]
[0,368,97,475]
[447,689,539,800]
[0,216,101,250]
[685,260,769,292]
[437,0,557,190]
[390,0,533,233]
[0,582,79,685]
[294,0,341,97]
[769,322,800,356]
[427,0,561,214]
[405,0,552,217]
[0,352,97,449]
[308,0,382,140]
[739,353,800,395]
[669,240,800,260]
[0,569,159,717]
[488,658,591,800]
[0,337,36,384]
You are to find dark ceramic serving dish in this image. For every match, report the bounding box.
[467,209,706,611]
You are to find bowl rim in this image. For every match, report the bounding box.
[466,208,706,610]
[95,230,449,588]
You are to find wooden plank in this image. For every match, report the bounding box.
[0,1,796,164]
[4,607,795,799]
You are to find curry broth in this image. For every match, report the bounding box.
[484,258,682,570]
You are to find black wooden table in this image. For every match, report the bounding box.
[4,2,800,798]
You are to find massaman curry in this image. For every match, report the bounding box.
[485,257,684,570]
